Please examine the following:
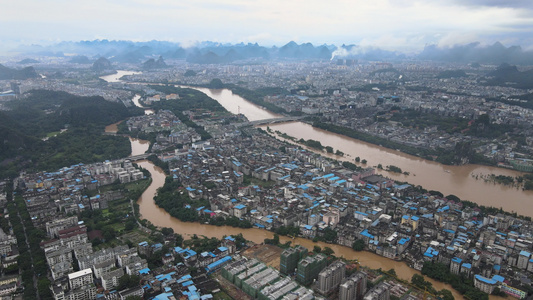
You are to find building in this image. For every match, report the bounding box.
[317,260,346,295]
[119,286,144,299]
[517,250,530,269]
[339,271,367,300]
[296,253,327,286]
[68,268,93,290]
[100,268,125,291]
[64,284,97,300]
[450,257,462,275]
[280,246,308,275]
[363,281,390,300]
[473,274,498,294]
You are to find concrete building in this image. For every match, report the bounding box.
[339,271,367,300]
[517,251,530,270]
[317,260,346,295]
[280,246,308,275]
[474,275,498,294]
[363,281,390,300]
[297,253,327,286]
[64,284,97,300]
[68,268,93,290]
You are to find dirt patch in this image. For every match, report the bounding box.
[241,244,284,270]
[213,271,252,300]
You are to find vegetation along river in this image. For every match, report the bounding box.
[104,80,511,299]
[190,87,533,218]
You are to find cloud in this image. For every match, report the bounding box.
[437,33,482,48]
[2,0,533,52]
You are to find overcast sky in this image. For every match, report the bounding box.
[2,0,533,52]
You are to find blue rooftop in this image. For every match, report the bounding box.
[234,204,246,210]
[452,257,462,264]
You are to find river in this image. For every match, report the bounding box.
[102,77,511,299]
[119,111,485,300]
[133,159,471,299]
[99,70,141,83]
[131,94,155,115]
[185,86,533,218]
[136,148,511,299]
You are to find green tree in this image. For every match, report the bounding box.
[325,146,334,153]
[352,239,365,251]
[323,247,334,256]
[161,227,174,236]
[209,78,224,88]
[313,246,322,253]
[118,274,141,290]
[438,289,455,300]
[355,156,360,162]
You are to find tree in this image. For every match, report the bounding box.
[445,194,461,202]
[438,289,455,300]
[323,247,334,256]
[118,274,141,290]
[102,226,116,241]
[323,227,337,243]
[362,159,367,164]
[209,78,224,88]
[352,239,365,251]
[325,146,334,153]
[161,227,174,236]
[355,156,360,162]
[313,246,322,253]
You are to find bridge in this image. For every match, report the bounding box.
[236,116,305,127]
[128,153,151,161]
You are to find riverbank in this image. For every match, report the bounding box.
[135,157,508,300]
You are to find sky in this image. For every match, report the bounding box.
[2,0,533,52]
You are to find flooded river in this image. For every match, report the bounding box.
[187,86,533,217]
[134,156,505,299]
[103,77,513,299]
[99,70,141,83]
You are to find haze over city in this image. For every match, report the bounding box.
[3,1,533,300]
[2,0,533,53]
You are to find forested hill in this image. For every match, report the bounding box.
[6,90,139,136]
[0,90,143,179]
[0,63,39,80]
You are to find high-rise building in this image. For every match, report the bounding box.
[339,271,367,300]
[297,253,327,286]
[363,281,390,300]
[68,268,93,290]
[280,245,307,275]
[317,260,346,295]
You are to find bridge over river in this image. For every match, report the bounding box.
[235,116,305,127]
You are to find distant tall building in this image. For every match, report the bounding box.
[363,281,390,300]
[280,245,307,275]
[339,271,367,300]
[297,253,327,286]
[317,260,346,295]
[10,82,20,95]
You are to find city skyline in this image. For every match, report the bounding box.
[2,0,533,53]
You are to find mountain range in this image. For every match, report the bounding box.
[9,40,533,65]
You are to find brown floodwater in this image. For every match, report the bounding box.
[187,87,283,121]
[99,70,141,83]
[105,121,121,133]
[135,159,506,300]
[188,86,533,217]
[105,80,511,299]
